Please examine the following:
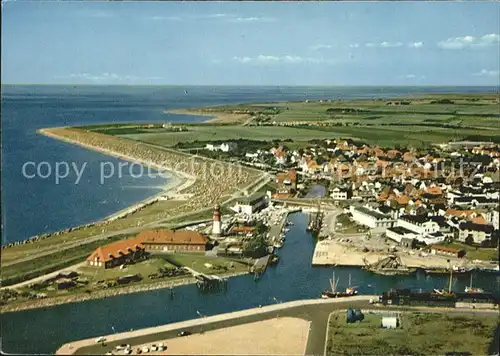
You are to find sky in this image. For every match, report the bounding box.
[2,1,499,86]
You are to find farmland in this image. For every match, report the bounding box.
[90,93,500,149]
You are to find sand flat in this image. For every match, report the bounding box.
[143,317,310,355]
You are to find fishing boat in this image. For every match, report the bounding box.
[464,272,484,293]
[273,240,284,249]
[270,255,280,265]
[321,272,358,299]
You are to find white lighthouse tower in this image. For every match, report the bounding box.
[212,204,221,237]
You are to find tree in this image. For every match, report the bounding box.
[243,235,268,258]
[464,235,474,245]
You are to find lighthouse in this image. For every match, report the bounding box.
[212,204,221,237]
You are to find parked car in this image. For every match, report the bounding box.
[177,331,192,337]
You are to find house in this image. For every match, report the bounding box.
[231,193,269,215]
[397,215,440,236]
[386,226,418,244]
[331,187,352,200]
[276,170,297,195]
[349,205,396,229]
[139,229,209,253]
[270,145,287,165]
[205,142,237,152]
[429,245,466,258]
[86,236,146,269]
[458,222,494,244]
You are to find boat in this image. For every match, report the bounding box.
[273,240,284,249]
[270,255,280,265]
[321,272,358,299]
[464,272,485,294]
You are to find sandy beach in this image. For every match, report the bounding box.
[166,109,250,124]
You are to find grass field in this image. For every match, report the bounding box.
[1,233,137,286]
[76,257,178,282]
[446,242,498,261]
[111,94,500,149]
[326,311,499,356]
[161,253,251,275]
[1,200,186,265]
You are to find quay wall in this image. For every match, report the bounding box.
[56,296,377,355]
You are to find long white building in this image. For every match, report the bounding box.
[349,205,395,229]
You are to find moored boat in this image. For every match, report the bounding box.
[321,272,358,299]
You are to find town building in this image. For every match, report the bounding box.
[331,187,352,200]
[458,222,494,244]
[138,229,209,253]
[429,245,466,258]
[86,236,146,269]
[397,215,440,236]
[275,170,297,196]
[349,205,396,229]
[231,193,269,215]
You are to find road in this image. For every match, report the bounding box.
[3,173,270,269]
[59,297,499,356]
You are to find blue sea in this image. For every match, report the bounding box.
[2,85,497,244]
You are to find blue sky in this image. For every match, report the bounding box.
[2,1,499,86]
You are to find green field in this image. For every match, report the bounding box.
[102,94,500,149]
[326,311,499,356]
[162,253,251,275]
[1,233,137,286]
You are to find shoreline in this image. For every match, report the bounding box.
[0,271,249,314]
[37,127,197,224]
[165,109,249,124]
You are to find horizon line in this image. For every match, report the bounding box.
[2,83,499,88]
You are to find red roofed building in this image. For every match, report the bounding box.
[139,229,209,253]
[276,170,297,195]
[87,236,146,269]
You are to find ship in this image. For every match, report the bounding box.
[363,255,416,276]
[321,272,358,299]
[464,272,484,294]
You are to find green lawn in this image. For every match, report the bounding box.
[121,125,338,147]
[1,233,137,286]
[446,242,498,261]
[76,257,178,282]
[326,311,499,356]
[161,253,251,275]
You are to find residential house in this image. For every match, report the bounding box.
[331,187,352,200]
[458,222,494,244]
[275,170,298,196]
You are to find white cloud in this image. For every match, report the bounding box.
[57,73,164,83]
[233,55,334,64]
[473,69,500,77]
[310,44,333,51]
[408,42,424,48]
[349,44,360,48]
[437,33,500,50]
[229,16,276,23]
[366,41,403,48]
